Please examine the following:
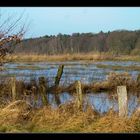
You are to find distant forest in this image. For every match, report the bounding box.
[14,30,140,55]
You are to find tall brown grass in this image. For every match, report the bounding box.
[5,53,116,62]
[0,100,140,132]
[4,53,140,62]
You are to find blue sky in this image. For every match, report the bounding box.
[1,7,140,38]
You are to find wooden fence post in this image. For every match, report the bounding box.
[117,86,128,117]
[31,79,38,102]
[55,65,64,87]
[11,77,16,101]
[38,77,48,105]
[75,80,83,109]
[137,74,140,85]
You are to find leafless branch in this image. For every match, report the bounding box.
[0,9,30,65]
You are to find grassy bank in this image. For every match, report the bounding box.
[0,100,140,133]
[4,53,140,62]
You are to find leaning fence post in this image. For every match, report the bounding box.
[11,77,16,101]
[38,77,48,105]
[75,80,83,109]
[117,86,128,117]
[55,65,64,87]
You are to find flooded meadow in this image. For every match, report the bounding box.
[1,60,140,115]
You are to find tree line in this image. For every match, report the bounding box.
[14,30,140,55]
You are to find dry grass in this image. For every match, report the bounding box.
[82,72,137,92]
[107,72,135,88]
[85,110,139,133]
[29,104,98,132]
[0,100,140,132]
[3,53,140,62]
[115,55,140,62]
[4,53,115,62]
[0,100,32,132]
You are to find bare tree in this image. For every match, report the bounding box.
[0,9,30,66]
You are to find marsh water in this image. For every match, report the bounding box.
[1,60,140,114]
[1,61,140,85]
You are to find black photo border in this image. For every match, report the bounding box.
[0,0,140,139]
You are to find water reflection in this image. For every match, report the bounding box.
[24,91,140,115]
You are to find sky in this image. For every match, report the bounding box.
[0,7,140,38]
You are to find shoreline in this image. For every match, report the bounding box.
[4,53,140,62]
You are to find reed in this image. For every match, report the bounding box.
[4,53,116,62]
[4,53,140,62]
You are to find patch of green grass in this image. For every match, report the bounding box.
[0,74,16,77]
[0,124,28,132]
